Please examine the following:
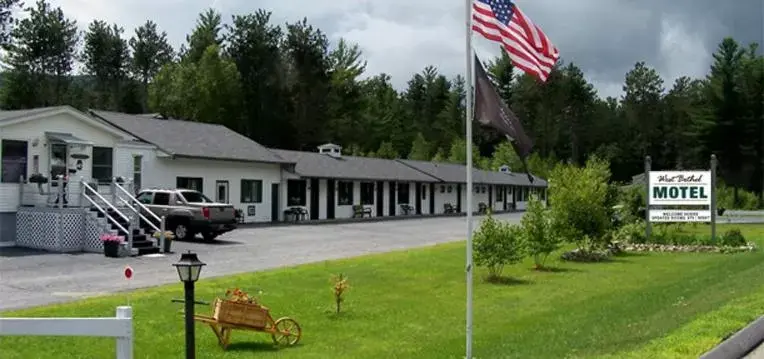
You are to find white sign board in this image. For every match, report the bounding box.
[649,210,711,223]
[649,171,711,206]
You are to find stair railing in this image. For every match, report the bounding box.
[113,180,168,252]
[81,180,133,251]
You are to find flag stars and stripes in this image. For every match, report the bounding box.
[472,0,559,82]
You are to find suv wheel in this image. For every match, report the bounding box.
[173,222,191,240]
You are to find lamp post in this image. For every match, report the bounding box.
[173,251,206,359]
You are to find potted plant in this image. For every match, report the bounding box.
[100,233,124,257]
[152,231,175,253]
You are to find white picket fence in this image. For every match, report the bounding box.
[0,306,133,359]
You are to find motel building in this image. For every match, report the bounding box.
[0,106,548,254]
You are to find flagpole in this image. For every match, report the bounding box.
[464,0,475,357]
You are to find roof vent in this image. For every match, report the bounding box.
[317,143,342,158]
[498,165,511,173]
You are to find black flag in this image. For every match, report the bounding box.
[473,53,535,183]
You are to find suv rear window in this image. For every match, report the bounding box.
[179,191,212,203]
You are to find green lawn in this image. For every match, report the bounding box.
[2,223,764,359]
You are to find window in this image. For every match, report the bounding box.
[92,147,113,183]
[481,186,487,193]
[338,181,353,205]
[133,156,142,192]
[440,185,445,193]
[447,185,453,193]
[179,190,212,203]
[177,177,203,192]
[397,183,410,204]
[287,180,307,206]
[136,191,153,204]
[152,192,170,205]
[240,179,262,203]
[1,140,27,183]
[360,182,374,205]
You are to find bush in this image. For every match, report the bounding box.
[473,213,526,281]
[521,195,559,269]
[549,155,613,250]
[617,185,645,224]
[717,183,760,210]
[721,229,747,247]
[611,220,646,244]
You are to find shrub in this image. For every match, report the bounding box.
[549,155,613,250]
[617,185,645,224]
[331,273,349,314]
[721,229,747,247]
[717,182,760,210]
[473,213,526,281]
[521,195,559,269]
[611,220,646,244]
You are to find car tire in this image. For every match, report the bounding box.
[202,232,218,242]
[171,220,192,241]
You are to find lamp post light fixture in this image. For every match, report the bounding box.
[173,251,206,359]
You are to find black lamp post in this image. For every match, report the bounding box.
[173,251,206,359]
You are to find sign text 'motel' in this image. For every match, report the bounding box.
[652,186,708,200]
[648,170,711,207]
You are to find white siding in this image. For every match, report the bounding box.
[146,158,282,223]
[433,183,459,214]
[0,111,135,211]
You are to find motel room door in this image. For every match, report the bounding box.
[271,183,279,222]
[375,181,384,216]
[310,178,320,220]
[326,179,336,219]
[388,181,396,216]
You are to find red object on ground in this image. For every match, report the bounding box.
[124,266,133,279]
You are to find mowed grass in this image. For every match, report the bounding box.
[2,223,764,359]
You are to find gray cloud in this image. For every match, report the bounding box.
[47,0,763,98]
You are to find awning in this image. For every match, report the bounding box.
[45,132,94,146]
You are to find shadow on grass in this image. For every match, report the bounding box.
[225,341,280,352]
[532,266,582,273]
[484,276,533,286]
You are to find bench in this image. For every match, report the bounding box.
[400,204,414,215]
[352,205,372,218]
[444,203,456,214]
[478,202,488,214]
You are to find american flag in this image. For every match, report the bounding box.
[472,0,559,82]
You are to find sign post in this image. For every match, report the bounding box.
[645,156,651,241]
[710,154,717,242]
[124,266,133,305]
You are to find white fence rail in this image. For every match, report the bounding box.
[0,306,133,359]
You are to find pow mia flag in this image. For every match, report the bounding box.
[473,53,535,182]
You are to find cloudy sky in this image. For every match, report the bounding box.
[47,0,763,98]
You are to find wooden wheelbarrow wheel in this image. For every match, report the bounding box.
[271,317,301,346]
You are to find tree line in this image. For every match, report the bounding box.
[0,1,762,204]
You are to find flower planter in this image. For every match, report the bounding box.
[103,241,120,257]
[163,239,172,253]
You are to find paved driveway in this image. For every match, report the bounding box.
[0,213,522,311]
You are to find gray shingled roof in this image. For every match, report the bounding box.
[398,159,547,186]
[272,149,441,182]
[395,160,498,184]
[90,110,291,164]
[0,106,70,122]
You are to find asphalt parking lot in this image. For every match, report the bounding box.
[0,213,522,311]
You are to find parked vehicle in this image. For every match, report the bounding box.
[135,188,237,241]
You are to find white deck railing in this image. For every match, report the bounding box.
[0,306,133,359]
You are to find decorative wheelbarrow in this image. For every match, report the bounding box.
[192,297,302,349]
